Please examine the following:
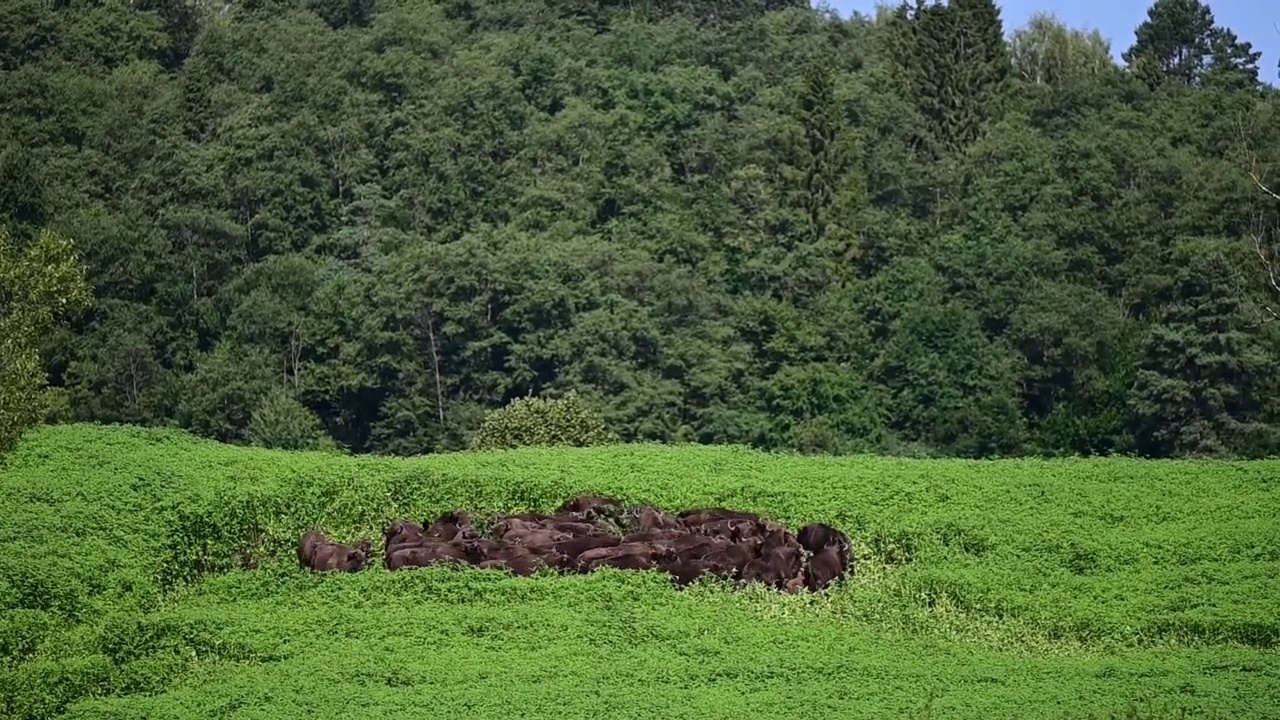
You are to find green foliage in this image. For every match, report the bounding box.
[889,0,1012,160]
[0,225,91,456]
[1126,238,1279,457]
[245,386,337,452]
[2,0,1280,461]
[1121,0,1261,89]
[1,424,1279,718]
[469,391,619,451]
[1009,12,1115,86]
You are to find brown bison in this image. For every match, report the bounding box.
[545,519,610,538]
[630,505,682,532]
[760,525,803,554]
[574,542,676,573]
[434,510,473,527]
[385,541,469,571]
[679,508,763,527]
[553,534,622,558]
[741,546,805,590]
[783,573,807,594]
[477,555,543,576]
[657,559,709,588]
[383,519,427,550]
[298,530,371,573]
[557,495,625,516]
[797,522,853,575]
[302,498,853,596]
[803,543,844,592]
[489,516,553,539]
[663,533,732,560]
[478,544,557,576]
[501,528,571,550]
[460,537,504,563]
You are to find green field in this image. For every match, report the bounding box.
[0,424,1277,719]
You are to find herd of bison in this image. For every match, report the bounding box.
[297,495,854,593]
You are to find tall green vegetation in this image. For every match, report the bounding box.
[2,0,1280,459]
[0,225,91,455]
[2,424,1278,718]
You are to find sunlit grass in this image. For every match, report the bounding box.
[1,423,1277,718]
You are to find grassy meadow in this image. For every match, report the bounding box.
[0,423,1277,719]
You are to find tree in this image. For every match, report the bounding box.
[1242,22,1280,319]
[1121,0,1261,89]
[9,0,1280,461]
[885,0,1011,227]
[888,0,1011,159]
[1127,237,1276,457]
[798,55,845,245]
[1249,175,1280,312]
[1249,172,1280,321]
[1009,12,1115,86]
[0,225,92,455]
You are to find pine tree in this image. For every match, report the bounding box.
[798,56,844,244]
[1127,238,1276,457]
[1205,27,1262,89]
[1121,0,1260,89]
[889,0,1011,159]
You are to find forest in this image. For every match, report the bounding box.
[4,0,1280,460]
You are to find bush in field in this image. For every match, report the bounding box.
[470,391,618,451]
[246,387,336,452]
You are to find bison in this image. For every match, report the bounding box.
[478,544,557,576]
[574,542,674,573]
[557,495,624,516]
[741,546,805,590]
[385,541,469,571]
[797,522,853,575]
[803,543,845,592]
[626,505,682,532]
[658,560,707,587]
[383,519,427,551]
[553,534,623,560]
[298,530,371,573]
[679,508,763,527]
[301,498,852,596]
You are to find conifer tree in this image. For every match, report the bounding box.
[889,0,1010,159]
[798,56,844,245]
[1121,0,1260,88]
[1127,239,1276,457]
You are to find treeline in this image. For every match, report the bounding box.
[3,0,1280,459]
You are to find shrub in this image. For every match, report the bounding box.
[469,391,619,451]
[245,387,336,452]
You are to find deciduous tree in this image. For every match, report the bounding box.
[0,225,91,455]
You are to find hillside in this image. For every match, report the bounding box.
[0,424,1277,718]
[5,0,1280,460]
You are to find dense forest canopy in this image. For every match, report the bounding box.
[3,0,1280,459]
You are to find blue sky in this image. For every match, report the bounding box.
[817,0,1280,85]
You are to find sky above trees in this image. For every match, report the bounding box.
[823,0,1279,84]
